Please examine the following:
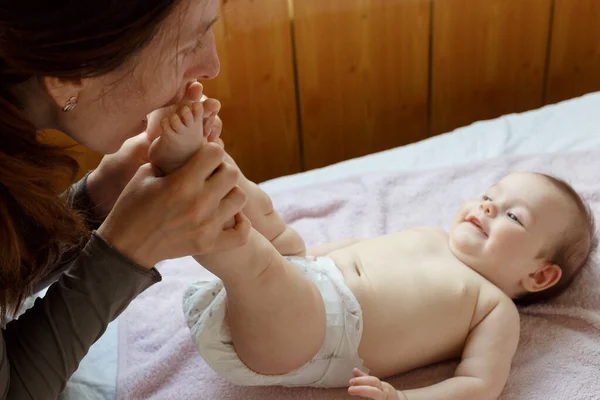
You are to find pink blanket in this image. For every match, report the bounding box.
[117,150,600,400]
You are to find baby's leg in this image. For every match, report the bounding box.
[148,102,205,175]
[223,152,306,256]
[148,100,320,374]
[148,103,323,375]
[196,229,325,375]
[147,95,303,255]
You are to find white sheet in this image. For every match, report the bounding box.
[262,92,600,193]
[61,91,600,399]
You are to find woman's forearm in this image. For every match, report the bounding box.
[1,232,160,399]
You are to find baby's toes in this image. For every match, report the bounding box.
[169,113,186,134]
[160,116,172,136]
[191,101,205,124]
[179,105,194,127]
[202,98,221,117]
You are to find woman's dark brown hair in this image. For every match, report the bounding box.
[0,0,182,319]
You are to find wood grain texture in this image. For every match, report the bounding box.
[545,0,600,104]
[293,0,431,171]
[202,0,301,183]
[431,0,552,136]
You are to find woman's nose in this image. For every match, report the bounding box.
[197,35,221,80]
[185,33,221,81]
[198,50,220,80]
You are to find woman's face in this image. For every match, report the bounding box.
[62,0,221,154]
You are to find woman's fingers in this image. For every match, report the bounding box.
[212,213,252,252]
[173,142,225,181]
[215,186,247,223]
[205,161,242,204]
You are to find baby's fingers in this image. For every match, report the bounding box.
[348,385,385,400]
[350,376,384,390]
[353,368,368,378]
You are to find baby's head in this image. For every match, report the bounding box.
[449,172,595,304]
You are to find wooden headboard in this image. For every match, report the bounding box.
[54,0,600,186]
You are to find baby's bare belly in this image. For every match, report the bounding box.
[329,249,480,378]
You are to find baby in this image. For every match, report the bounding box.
[148,99,595,400]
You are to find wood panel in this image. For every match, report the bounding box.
[431,0,552,136]
[545,0,600,105]
[202,0,300,183]
[293,0,431,171]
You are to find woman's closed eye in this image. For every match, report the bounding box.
[188,39,204,54]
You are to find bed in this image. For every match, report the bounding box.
[60,92,600,399]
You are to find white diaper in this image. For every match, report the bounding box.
[182,256,367,388]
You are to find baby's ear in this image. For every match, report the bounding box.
[521,262,562,293]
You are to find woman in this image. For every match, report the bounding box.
[0,0,250,398]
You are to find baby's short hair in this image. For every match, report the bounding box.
[515,174,596,306]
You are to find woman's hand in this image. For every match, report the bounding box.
[97,139,251,268]
[348,369,404,400]
[85,132,152,218]
[94,80,250,268]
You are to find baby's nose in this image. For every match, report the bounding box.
[479,202,496,217]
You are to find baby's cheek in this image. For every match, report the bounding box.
[453,205,472,223]
[493,228,527,256]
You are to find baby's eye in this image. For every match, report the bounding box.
[507,212,523,226]
[482,195,492,201]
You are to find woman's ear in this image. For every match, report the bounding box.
[43,77,84,110]
[521,262,562,293]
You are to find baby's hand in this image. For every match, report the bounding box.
[348,369,403,400]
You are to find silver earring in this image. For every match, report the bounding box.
[63,96,78,112]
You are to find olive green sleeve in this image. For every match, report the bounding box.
[0,232,161,399]
[62,172,105,231]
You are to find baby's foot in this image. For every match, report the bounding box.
[148,101,205,175]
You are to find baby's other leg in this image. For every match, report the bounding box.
[148,101,205,175]
[223,152,306,256]
[195,229,324,375]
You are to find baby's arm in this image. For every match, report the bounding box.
[404,298,518,399]
[348,369,404,400]
[349,298,519,400]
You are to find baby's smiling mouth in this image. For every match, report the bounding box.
[466,215,488,238]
